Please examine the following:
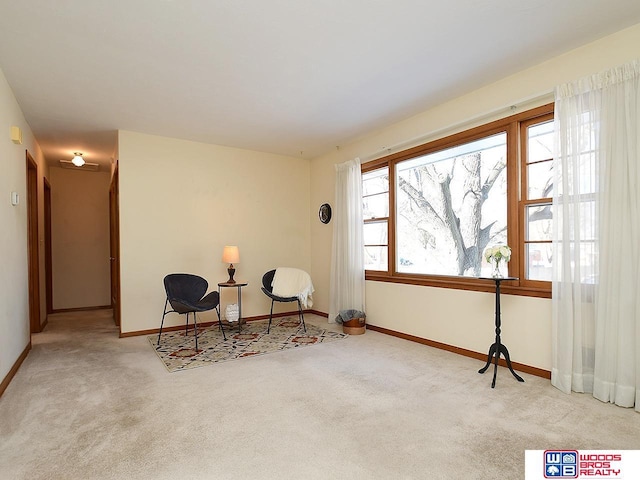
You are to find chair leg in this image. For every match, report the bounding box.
[216,307,227,341]
[267,299,275,333]
[193,312,199,351]
[297,299,306,332]
[157,298,170,346]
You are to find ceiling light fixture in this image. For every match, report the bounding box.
[71,152,85,167]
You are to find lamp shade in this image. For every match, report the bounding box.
[222,245,240,264]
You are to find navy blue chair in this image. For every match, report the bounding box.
[158,273,226,349]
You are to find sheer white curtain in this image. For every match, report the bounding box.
[552,60,640,411]
[329,158,365,323]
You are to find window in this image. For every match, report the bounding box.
[552,110,599,286]
[363,166,389,271]
[396,132,507,277]
[362,103,554,297]
[521,115,554,283]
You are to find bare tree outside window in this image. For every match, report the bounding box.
[396,133,507,277]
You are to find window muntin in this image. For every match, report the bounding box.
[395,132,507,277]
[363,167,389,271]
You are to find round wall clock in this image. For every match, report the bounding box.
[319,203,332,224]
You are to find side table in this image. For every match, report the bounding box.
[218,281,248,333]
[477,276,524,388]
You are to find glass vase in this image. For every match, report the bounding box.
[492,258,503,278]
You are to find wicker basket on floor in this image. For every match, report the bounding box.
[342,316,366,335]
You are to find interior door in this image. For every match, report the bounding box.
[26,152,41,333]
[44,178,53,315]
[109,162,121,328]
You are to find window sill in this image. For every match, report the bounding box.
[364,272,551,298]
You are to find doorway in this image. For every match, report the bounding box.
[109,161,121,328]
[26,152,41,333]
[44,178,53,315]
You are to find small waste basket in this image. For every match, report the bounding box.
[225,304,239,322]
[336,309,366,335]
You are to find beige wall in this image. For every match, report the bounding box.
[310,23,640,371]
[0,67,47,382]
[3,22,639,384]
[49,167,111,310]
[118,131,311,334]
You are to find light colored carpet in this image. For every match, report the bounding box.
[151,318,347,372]
[0,309,638,480]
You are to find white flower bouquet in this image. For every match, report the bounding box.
[484,245,511,277]
[484,245,511,263]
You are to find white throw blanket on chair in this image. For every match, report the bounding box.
[272,267,314,308]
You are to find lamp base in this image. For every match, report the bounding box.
[227,266,236,284]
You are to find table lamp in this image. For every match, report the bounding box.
[222,245,240,283]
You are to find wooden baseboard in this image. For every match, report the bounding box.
[366,324,551,379]
[243,310,306,322]
[0,341,31,398]
[51,305,112,314]
[119,310,306,338]
[118,307,549,379]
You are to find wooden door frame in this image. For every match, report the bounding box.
[44,178,53,315]
[109,161,121,328]
[26,151,41,333]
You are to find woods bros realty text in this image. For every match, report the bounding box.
[577,453,621,476]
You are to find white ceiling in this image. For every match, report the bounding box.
[1,1,640,167]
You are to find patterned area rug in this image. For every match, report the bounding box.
[149,317,348,372]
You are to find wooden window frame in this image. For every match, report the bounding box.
[363,160,391,273]
[519,113,554,292]
[363,103,554,298]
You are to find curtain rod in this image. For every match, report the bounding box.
[359,91,554,164]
